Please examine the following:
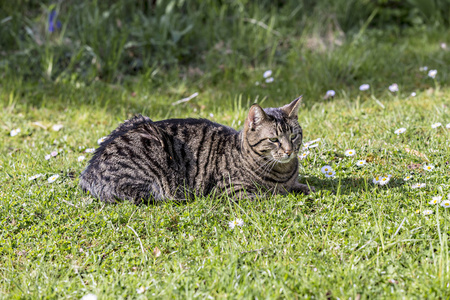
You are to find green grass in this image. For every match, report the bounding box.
[2,76,450,298]
[1,2,450,298]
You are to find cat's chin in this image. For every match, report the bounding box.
[274,155,295,164]
[277,159,291,164]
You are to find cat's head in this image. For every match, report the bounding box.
[243,96,303,163]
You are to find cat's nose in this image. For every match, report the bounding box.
[284,149,293,155]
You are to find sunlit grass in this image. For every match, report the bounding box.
[1,3,450,297]
[1,73,450,298]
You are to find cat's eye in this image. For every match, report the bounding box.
[290,133,298,140]
[268,137,278,142]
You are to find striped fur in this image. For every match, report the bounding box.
[79,97,315,203]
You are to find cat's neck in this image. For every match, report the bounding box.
[271,158,298,173]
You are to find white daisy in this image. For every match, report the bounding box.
[359,84,370,91]
[431,123,442,129]
[428,69,437,79]
[136,286,146,294]
[263,70,272,78]
[77,155,86,162]
[446,123,450,129]
[97,136,107,145]
[429,196,442,205]
[51,151,58,157]
[394,128,406,134]
[388,84,398,93]
[265,77,274,83]
[419,66,428,72]
[10,128,21,136]
[45,154,51,160]
[81,294,97,300]
[403,175,412,181]
[229,218,244,229]
[28,174,43,181]
[52,124,63,131]
[325,171,336,178]
[85,148,95,153]
[441,43,447,49]
[345,149,356,157]
[48,174,60,183]
[411,183,426,189]
[411,92,416,97]
[379,176,390,186]
[298,151,310,160]
[423,165,434,172]
[356,160,366,167]
[440,200,450,208]
[373,176,382,184]
[422,209,433,216]
[321,165,333,174]
[325,90,335,97]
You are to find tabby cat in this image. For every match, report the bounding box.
[79,96,315,203]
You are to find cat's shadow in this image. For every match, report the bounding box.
[300,175,407,196]
[82,176,406,206]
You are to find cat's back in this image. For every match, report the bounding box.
[154,117,240,167]
[154,118,241,192]
[92,115,237,150]
[155,118,238,142]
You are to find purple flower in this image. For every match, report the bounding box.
[48,10,62,32]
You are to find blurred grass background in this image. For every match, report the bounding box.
[0,0,449,111]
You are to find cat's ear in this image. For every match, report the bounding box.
[281,96,302,118]
[246,104,267,130]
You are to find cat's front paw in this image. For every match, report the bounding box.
[293,183,315,195]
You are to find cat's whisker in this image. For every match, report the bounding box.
[252,156,276,174]
[256,157,278,177]
[253,158,275,175]
[258,162,272,176]
[260,162,274,176]
[266,159,278,174]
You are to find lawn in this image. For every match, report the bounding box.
[1,1,450,299]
